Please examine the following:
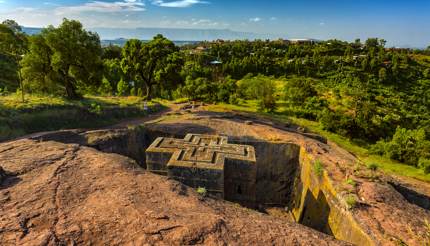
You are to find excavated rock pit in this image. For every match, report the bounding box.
[19,111,430,246]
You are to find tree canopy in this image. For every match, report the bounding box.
[121,35,183,99]
[21,19,102,99]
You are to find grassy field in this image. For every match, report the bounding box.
[206,101,430,183]
[0,93,162,141]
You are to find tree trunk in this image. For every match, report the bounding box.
[17,69,24,103]
[143,83,151,99]
[65,79,80,100]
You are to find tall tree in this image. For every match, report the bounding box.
[21,19,102,99]
[0,20,28,101]
[121,35,183,98]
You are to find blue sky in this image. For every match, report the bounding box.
[0,0,429,47]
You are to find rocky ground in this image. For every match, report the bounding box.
[1,103,429,245]
[0,139,347,245]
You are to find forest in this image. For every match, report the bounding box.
[1,18,429,174]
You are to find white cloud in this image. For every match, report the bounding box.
[55,0,145,14]
[319,22,325,26]
[270,17,277,21]
[249,17,261,22]
[152,0,208,8]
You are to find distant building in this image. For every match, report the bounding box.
[285,38,322,45]
[210,60,223,65]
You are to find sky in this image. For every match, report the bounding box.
[0,0,429,47]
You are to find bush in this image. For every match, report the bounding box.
[182,76,217,102]
[196,187,207,197]
[284,77,317,105]
[346,178,357,187]
[366,163,379,171]
[418,158,430,174]
[237,75,277,112]
[117,79,129,96]
[258,84,277,112]
[345,194,358,209]
[98,77,113,95]
[319,108,357,137]
[370,127,430,166]
[217,76,237,102]
[229,93,239,105]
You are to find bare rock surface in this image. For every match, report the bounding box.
[0,139,347,245]
[144,111,430,246]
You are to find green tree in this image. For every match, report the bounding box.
[371,127,430,166]
[116,79,129,96]
[0,20,28,101]
[21,19,102,99]
[284,78,317,104]
[20,35,57,93]
[181,76,217,101]
[378,67,388,82]
[121,35,182,99]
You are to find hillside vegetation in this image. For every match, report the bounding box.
[0,19,429,179]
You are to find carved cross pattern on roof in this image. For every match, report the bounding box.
[146,134,256,170]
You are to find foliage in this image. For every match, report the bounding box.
[116,79,129,96]
[346,178,357,187]
[345,194,358,209]
[366,163,379,171]
[196,187,207,197]
[21,19,102,99]
[237,75,277,112]
[0,20,28,96]
[89,103,102,115]
[0,93,157,141]
[181,76,217,102]
[370,127,430,167]
[283,77,317,104]
[121,35,183,99]
[419,159,430,174]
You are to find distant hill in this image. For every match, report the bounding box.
[22,27,280,43]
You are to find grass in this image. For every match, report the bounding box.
[196,187,207,197]
[0,93,150,110]
[313,160,324,177]
[346,178,357,187]
[0,93,162,141]
[206,101,430,183]
[345,194,358,209]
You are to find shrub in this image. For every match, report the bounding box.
[346,178,357,187]
[258,87,277,112]
[229,93,239,105]
[345,194,358,209]
[217,76,237,102]
[89,103,102,115]
[319,108,357,137]
[237,75,277,112]
[370,127,430,166]
[117,79,129,96]
[182,76,217,102]
[284,77,317,105]
[366,163,379,171]
[196,187,207,197]
[130,87,136,96]
[418,158,430,174]
[98,77,113,95]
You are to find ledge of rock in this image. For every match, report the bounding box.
[0,139,347,245]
